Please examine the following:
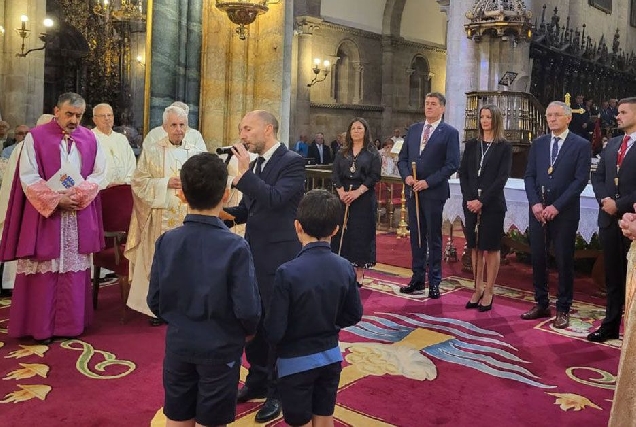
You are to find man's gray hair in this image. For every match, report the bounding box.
[170,101,189,116]
[548,101,572,116]
[57,92,85,108]
[93,103,113,115]
[163,105,189,124]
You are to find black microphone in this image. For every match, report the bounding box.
[216,146,234,155]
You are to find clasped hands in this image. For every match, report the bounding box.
[57,188,80,211]
[338,187,363,205]
[466,199,482,214]
[405,176,429,192]
[532,203,559,224]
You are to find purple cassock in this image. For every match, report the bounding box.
[0,120,104,340]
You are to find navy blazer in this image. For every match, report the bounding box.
[397,121,460,201]
[265,242,363,358]
[147,215,261,364]
[459,139,512,212]
[225,143,306,305]
[524,132,591,218]
[592,135,636,228]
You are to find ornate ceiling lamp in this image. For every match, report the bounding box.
[465,0,532,42]
[215,0,280,40]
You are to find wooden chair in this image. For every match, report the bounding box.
[92,184,133,322]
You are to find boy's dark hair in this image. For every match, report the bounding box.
[180,152,228,210]
[297,189,342,239]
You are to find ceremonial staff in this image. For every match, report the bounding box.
[474,189,483,291]
[338,184,354,256]
[541,185,549,276]
[411,161,421,247]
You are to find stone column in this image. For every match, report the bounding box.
[292,17,320,140]
[148,0,203,130]
[0,0,46,126]
[380,36,394,139]
[199,1,287,149]
[439,0,476,139]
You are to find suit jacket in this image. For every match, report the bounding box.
[459,139,512,212]
[265,242,363,358]
[225,143,306,305]
[147,214,261,364]
[524,132,591,219]
[592,135,636,228]
[397,121,460,201]
[308,142,333,165]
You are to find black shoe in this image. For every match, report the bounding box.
[587,328,619,343]
[149,317,166,327]
[237,386,267,403]
[36,337,53,345]
[428,285,440,299]
[400,279,425,294]
[356,281,363,288]
[255,398,281,423]
[465,293,483,309]
[0,288,12,297]
[478,295,494,312]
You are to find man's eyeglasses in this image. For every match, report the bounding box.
[15,132,28,136]
[545,113,566,118]
[94,114,114,118]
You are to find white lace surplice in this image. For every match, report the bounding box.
[16,133,107,275]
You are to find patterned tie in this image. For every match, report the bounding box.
[618,135,630,167]
[420,124,432,153]
[551,136,560,164]
[255,156,265,176]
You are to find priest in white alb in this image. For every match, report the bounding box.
[142,101,207,152]
[124,105,206,324]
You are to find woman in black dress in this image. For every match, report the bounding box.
[331,117,382,285]
[459,104,512,311]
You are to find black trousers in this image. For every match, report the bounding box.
[599,221,631,332]
[528,212,578,312]
[244,298,278,398]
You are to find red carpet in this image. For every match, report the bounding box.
[0,271,618,426]
[376,232,601,298]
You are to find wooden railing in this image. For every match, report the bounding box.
[305,166,406,233]
[465,91,549,178]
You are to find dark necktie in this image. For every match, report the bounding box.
[551,137,560,164]
[255,156,265,176]
[618,135,630,167]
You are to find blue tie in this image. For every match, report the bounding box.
[551,137,560,164]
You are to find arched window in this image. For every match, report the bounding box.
[333,40,362,104]
[408,55,431,108]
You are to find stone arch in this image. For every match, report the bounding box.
[382,0,407,36]
[408,55,431,108]
[333,39,362,104]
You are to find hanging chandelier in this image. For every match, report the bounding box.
[215,0,280,40]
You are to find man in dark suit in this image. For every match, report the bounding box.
[588,97,636,342]
[307,132,333,165]
[397,92,460,298]
[225,110,306,422]
[569,94,590,139]
[522,101,591,329]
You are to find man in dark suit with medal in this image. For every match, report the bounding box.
[225,110,306,422]
[397,92,460,298]
[588,97,636,342]
[523,101,591,329]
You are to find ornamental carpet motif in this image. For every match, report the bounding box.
[0,272,619,426]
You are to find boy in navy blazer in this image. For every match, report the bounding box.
[523,101,591,329]
[265,189,363,427]
[147,152,261,427]
[397,92,460,298]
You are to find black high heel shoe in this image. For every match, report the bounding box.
[465,293,483,309]
[478,295,494,312]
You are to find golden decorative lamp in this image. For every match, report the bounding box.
[15,15,55,58]
[215,0,280,40]
[308,58,330,87]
